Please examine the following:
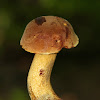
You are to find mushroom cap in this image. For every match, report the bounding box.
[20,16,79,54]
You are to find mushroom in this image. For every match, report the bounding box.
[20,16,79,100]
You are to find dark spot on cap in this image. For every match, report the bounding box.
[67,23,70,26]
[71,41,74,48]
[51,22,57,26]
[35,16,46,25]
[65,27,69,39]
[39,69,44,76]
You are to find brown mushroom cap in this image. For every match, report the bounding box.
[20,16,79,54]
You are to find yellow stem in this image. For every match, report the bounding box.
[27,54,61,100]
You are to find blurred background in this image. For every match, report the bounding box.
[0,0,100,100]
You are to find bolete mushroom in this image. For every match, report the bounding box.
[20,16,79,100]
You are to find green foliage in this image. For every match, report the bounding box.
[9,88,29,100]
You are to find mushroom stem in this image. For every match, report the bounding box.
[27,53,61,100]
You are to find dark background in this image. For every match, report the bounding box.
[0,0,100,100]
